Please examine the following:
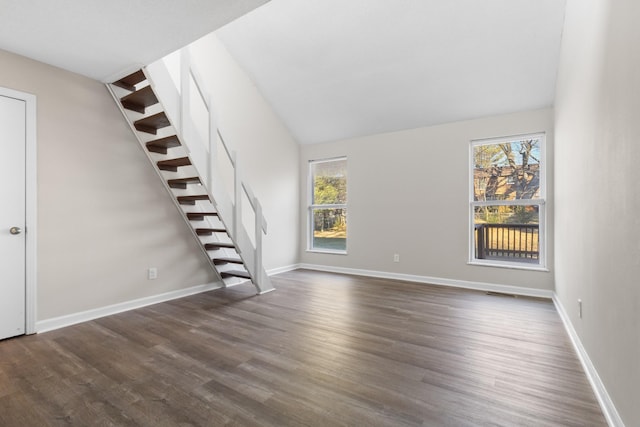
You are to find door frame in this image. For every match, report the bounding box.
[1,86,37,334]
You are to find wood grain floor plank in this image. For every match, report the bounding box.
[0,270,606,426]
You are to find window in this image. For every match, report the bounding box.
[308,157,347,253]
[470,134,545,268]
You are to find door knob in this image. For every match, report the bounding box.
[9,227,22,235]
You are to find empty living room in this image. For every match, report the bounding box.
[0,0,637,426]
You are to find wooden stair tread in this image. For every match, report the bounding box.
[187,212,219,221]
[157,157,191,171]
[120,86,158,113]
[196,228,226,236]
[146,135,181,154]
[213,257,243,265]
[177,195,210,205]
[168,177,201,189]
[134,112,170,135]
[113,70,145,91]
[221,270,251,280]
[205,242,236,250]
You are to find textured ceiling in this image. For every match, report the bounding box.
[0,0,269,82]
[217,0,567,144]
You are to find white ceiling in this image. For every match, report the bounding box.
[0,0,269,82]
[216,0,567,144]
[0,0,567,145]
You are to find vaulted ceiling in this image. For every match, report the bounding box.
[0,0,567,145]
[217,0,567,144]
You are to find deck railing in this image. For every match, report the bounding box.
[475,223,539,261]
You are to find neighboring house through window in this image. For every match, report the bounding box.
[308,157,347,253]
[470,133,546,268]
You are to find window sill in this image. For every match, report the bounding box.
[468,260,549,272]
[307,249,348,255]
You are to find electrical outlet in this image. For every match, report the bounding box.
[393,254,400,262]
[148,267,158,280]
[578,299,582,318]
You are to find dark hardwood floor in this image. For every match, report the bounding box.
[0,270,606,426]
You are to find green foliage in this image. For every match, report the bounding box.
[474,144,505,169]
[313,174,346,233]
[507,206,538,224]
[311,160,347,236]
[313,208,346,233]
[314,176,346,204]
[477,206,508,224]
[476,206,538,225]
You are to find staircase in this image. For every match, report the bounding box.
[107,59,274,294]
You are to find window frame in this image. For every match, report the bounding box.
[307,156,348,254]
[469,133,547,270]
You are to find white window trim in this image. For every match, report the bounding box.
[469,133,547,270]
[307,157,348,254]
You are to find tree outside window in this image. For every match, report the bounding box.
[309,158,347,253]
[471,134,545,266]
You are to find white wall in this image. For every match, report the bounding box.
[554,0,640,424]
[190,34,300,272]
[300,108,554,292]
[0,49,218,321]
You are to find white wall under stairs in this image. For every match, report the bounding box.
[0,49,219,323]
[174,33,300,273]
[109,33,301,292]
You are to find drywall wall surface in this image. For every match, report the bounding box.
[0,49,217,320]
[300,108,554,291]
[555,0,640,424]
[190,33,300,271]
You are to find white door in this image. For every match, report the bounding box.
[0,95,26,340]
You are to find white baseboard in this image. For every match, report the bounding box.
[33,262,624,426]
[553,295,625,427]
[267,264,301,275]
[298,263,553,299]
[221,264,302,289]
[37,263,300,332]
[36,281,224,333]
[298,263,623,425]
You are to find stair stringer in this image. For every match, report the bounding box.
[145,60,274,294]
[106,70,274,294]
